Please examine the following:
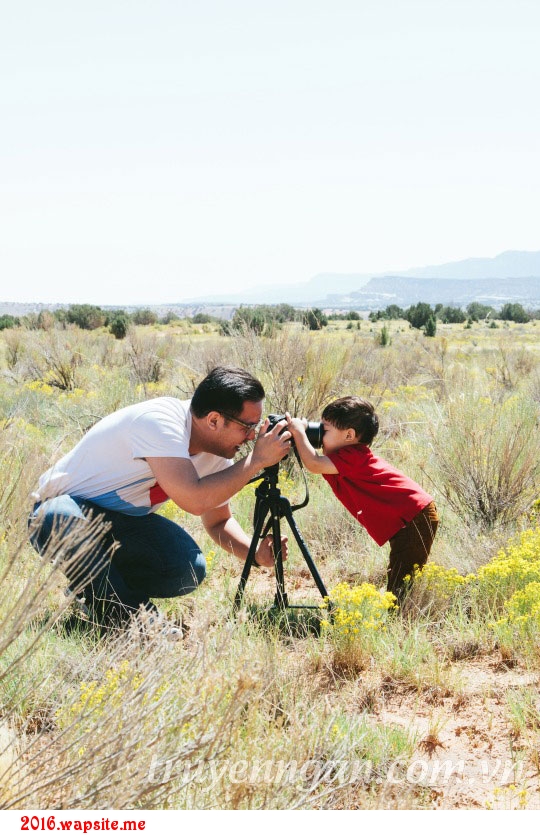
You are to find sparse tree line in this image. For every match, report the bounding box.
[226,304,329,334]
[369,300,537,326]
[0,303,331,337]
[0,299,537,339]
[0,305,221,338]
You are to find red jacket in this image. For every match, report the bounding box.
[323,444,433,546]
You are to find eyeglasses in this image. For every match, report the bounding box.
[220,412,263,436]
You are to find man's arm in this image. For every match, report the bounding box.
[201,505,287,568]
[146,420,292,516]
[285,414,338,475]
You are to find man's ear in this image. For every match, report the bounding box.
[206,411,222,431]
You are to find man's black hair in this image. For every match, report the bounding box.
[191,366,265,418]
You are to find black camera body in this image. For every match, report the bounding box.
[267,414,325,449]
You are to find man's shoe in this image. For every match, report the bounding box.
[133,609,183,641]
[64,586,91,619]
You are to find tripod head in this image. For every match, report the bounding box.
[247,446,309,512]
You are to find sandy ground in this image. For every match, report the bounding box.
[245,569,540,809]
[370,656,540,809]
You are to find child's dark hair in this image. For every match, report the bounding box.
[322,396,379,445]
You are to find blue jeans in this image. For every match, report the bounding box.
[28,495,206,625]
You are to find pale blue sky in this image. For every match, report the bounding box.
[1,0,539,304]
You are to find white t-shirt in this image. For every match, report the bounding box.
[35,398,233,515]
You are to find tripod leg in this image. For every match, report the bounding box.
[270,509,287,610]
[233,497,269,612]
[282,505,330,601]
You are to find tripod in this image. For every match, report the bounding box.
[233,460,330,612]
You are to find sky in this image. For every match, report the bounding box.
[1,0,539,305]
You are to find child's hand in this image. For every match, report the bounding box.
[285,412,308,437]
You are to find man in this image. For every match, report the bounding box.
[29,366,291,630]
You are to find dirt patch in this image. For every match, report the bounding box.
[371,655,540,809]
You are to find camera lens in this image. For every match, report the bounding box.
[305,421,325,449]
[266,414,324,449]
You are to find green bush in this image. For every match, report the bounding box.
[66,305,107,330]
[0,315,20,330]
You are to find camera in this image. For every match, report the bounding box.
[267,414,325,449]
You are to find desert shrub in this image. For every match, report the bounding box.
[260,335,349,416]
[0,412,53,536]
[498,303,530,323]
[123,330,175,388]
[66,304,107,330]
[467,302,495,321]
[1,603,272,808]
[36,310,55,331]
[131,308,158,326]
[303,308,328,330]
[423,316,437,337]
[344,330,435,395]
[213,328,351,418]
[108,311,130,340]
[405,302,433,330]
[486,338,540,391]
[426,393,540,530]
[369,305,404,321]
[18,330,88,391]
[378,324,391,346]
[2,330,26,371]
[437,306,466,324]
[0,315,20,331]
[232,307,267,335]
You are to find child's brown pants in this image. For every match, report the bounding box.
[386,501,439,600]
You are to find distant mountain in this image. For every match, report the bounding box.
[3,251,539,315]
[400,250,540,280]
[183,272,373,305]
[322,276,540,310]
[183,250,540,305]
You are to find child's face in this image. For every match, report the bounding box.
[321,420,358,455]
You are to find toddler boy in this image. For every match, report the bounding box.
[286,397,438,600]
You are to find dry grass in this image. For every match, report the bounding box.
[0,319,539,809]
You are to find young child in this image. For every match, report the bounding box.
[286,397,438,600]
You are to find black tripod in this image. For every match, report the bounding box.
[233,460,330,612]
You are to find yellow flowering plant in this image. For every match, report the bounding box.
[321,582,397,641]
[494,581,540,635]
[404,562,472,613]
[56,660,145,730]
[475,526,540,613]
[23,380,55,395]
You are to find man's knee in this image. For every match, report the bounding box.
[29,495,86,553]
[169,549,206,596]
[114,525,207,598]
[155,522,208,595]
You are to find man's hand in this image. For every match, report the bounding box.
[201,508,289,569]
[255,534,289,568]
[250,418,292,471]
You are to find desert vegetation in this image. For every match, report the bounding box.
[1,315,540,810]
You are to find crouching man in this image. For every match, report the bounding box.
[29,366,291,631]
